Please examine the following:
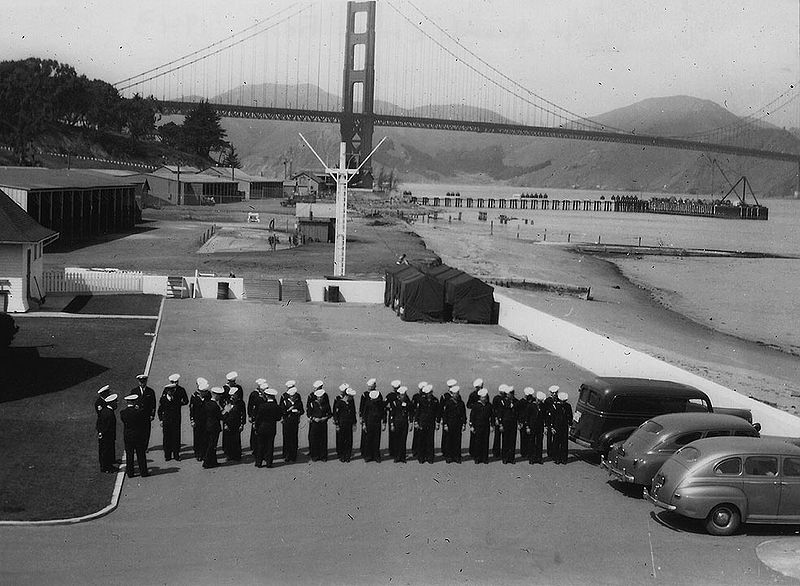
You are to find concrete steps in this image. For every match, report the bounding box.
[243,278,281,301]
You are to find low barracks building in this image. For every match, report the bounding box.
[0,167,138,244]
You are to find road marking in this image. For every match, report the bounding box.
[16,313,157,319]
[647,517,657,580]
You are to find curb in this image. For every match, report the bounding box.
[0,296,167,527]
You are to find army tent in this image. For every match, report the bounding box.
[444,273,495,324]
[397,271,445,322]
[385,265,421,309]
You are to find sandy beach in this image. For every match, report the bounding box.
[412,218,800,419]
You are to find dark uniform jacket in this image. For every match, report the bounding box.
[495,395,519,427]
[552,400,573,431]
[466,389,480,410]
[254,396,282,432]
[120,405,149,442]
[307,393,332,421]
[470,400,494,428]
[96,406,116,439]
[280,393,305,420]
[522,398,545,431]
[223,402,243,431]
[414,394,440,429]
[333,395,357,426]
[247,391,264,423]
[157,391,185,424]
[204,399,223,433]
[132,385,157,420]
[441,394,466,428]
[362,395,386,426]
[386,393,413,425]
[189,392,205,426]
[94,395,106,417]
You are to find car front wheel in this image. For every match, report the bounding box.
[705,504,741,536]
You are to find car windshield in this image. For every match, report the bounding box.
[675,446,700,462]
[639,420,663,434]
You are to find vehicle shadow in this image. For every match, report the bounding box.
[650,511,800,536]
[607,479,645,499]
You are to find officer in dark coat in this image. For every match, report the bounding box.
[248,378,266,453]
[496,385,519,464]
[519,387,534,459]
[384,380,401,459]
[524,390,547,464]
[333,384,357,462]
[441,385,467,463]
[307,381,332,461]
[414,384,440,464]
[466,378,483,459]
[223,371,243,409]
[359,378,377,458]
[543,385,559,458]
[387,386,413,463]
[551,391,573,464]
[222,388,243,461]
[202,387,225,468]
[120,394,149,477]
[158,373,188,461]
[280,380,304,462]
[491,386,504,458]
[253,384,282,467]
[130,374,157,451]
[440,379,458,458]
[95,384,110,418]
[96,393,118,473]
[189,378,209,461]
[469,388,493,464]
[361,388,386,463]
[410,381,426,459]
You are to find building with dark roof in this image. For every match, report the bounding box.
[0,167,139,244]
[201,167,283,200]
[140,166,240,205]
[0,189,59,312]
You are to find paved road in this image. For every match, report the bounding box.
[1,302,796,584]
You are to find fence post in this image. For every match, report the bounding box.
[490,220,493,235]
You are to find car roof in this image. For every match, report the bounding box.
[584,377,706,398]
[648,412,755,432]
[686,436,800,457]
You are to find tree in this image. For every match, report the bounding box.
[121,93,157,140]
[221,144,241,169]
[158,121,183,149]
[182,100,227,158]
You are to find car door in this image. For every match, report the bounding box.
[742,456,781,521]
[778,456,800,521]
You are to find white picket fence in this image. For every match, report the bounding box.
[42,268,144,294]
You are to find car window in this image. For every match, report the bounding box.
[579,386,602,408]
[744,456,778,476]
[639,420,663,434]
[714,457,742,475]
[676,446,700,462]
[674,432,703,446]
[686,398,711,412]
[733,430,758,437]
[612,395,684,414]
[784,457,800,477]
[704,430,730,438]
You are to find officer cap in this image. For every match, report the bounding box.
[266,387,278,396]
[473,378,483,388]
[285,380,296,388]
[313,380,324,390]
[423,384,433,394]
[369,390,380,399]
[196,377,208,387]
[398,386,408,395]
[391,380,401,389]
[446,379,457,387]
[124,394,138,402]
[478,388,489,398]
[524,387,535,396]
[97,384,110,395]
[346,387,356,396]
[536,390,547,401]
[259,382,270,391]
[367,378,377,388]
[558,391,569,401]
[549,385,560,394]
[104,393,118,403]
[314,388,325,397]
[417,381,428,390]
[226,371,238,381]
[168,373,180,383]
[450,385,460,394]
[211,386,226,395]
[339,383,349,392]
[136,374,148,381]
[197,380,210,392]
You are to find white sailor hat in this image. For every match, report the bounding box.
[168,373,180,383]
[398,386,408,395]
[287,386,298,396]
[446,379,457,387]
[369,390,380,399]
[558,391,569,401]
[367,378,377,388]
[97,385,110,395]
[346,387,356,396]
[524,387,535,396]
[548,385,560,394]
[228,388,237,396]
[255,378,266,386]
[313,380,324,390]
[339,383,349,393]
[423,384,433,394]
[450,385,460,394]
[417,381,428,390]
[266,387,278,396]
[259,382,270,391]
[507,385,515,394]
[197,380,210,392]
[536,390,547,401]
[285,380,296,389]
[136,374,148,381]
[499,384,508,394]
[124,394,139,402]
[391,380,401,389]
[211,386,226,395]
[196,377,208,387]
[473,378,483,388]
[314,388,325,397]
[478,388,489,398]
[104,393,118,403]
[226,371,238,381]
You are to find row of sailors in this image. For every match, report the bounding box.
[95,373,573,476]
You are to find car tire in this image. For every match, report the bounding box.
[705,504,741,536]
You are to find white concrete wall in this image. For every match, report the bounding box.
[306,279,385,303]
[143,275,168,296]
[0,245,26,312]
[184,276,244,300]
[495,292,800,437]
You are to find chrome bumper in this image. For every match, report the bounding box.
[644,488,676,511]
[601,456,634,483]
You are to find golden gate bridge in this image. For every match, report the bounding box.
[113,0,800,189]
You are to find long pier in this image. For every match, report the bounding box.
[407,194,768,220]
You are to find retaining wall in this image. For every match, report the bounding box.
[306,279,385,303]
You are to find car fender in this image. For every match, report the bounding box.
[598,427,638,453]
[673,484,748,520]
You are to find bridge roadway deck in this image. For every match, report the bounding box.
[0,301,795,585]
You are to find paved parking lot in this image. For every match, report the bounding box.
[1,301,797,584]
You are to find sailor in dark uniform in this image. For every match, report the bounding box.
[524,390,547,464]
[414,384,440,464]
[307,381,332,461]
[384,380,401,458]
[491,385,504,458]
[189,378,209,461]
[248,378,267,453]
[469,388,493,464]
[551,391,573,465]
[131,374,156,452]
[223,371,243,409]
[466,378,483,459]
[411,381,427,459]
[158,373,188,461]
[222,388,243,461]
[253,384,282,467]
[94,384,110,418]
[543,385,559,459]
[498,385,520,464]
[120,394,149,477]
[359,378,377,458]
[387,385,413,463]
[96,393,118,473]
[280,380,304,462]
[361,387,386,462]
[202,387,225,468]
[440,378,457,458]
[333,384,357,462]
[519,386,534,459]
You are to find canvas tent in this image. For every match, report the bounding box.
[444,273,495,324]
[396,270,445,322]
[385,264,420,309]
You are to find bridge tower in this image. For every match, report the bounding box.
[341,1,376,189]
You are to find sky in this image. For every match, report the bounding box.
[3,0,799,125]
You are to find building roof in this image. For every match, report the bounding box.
[201,167,281,183]
[296,202,336,219]
[158,165,201,174]
[147,168,235,184]
[0,167,138,191]
[0,189,59,244]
